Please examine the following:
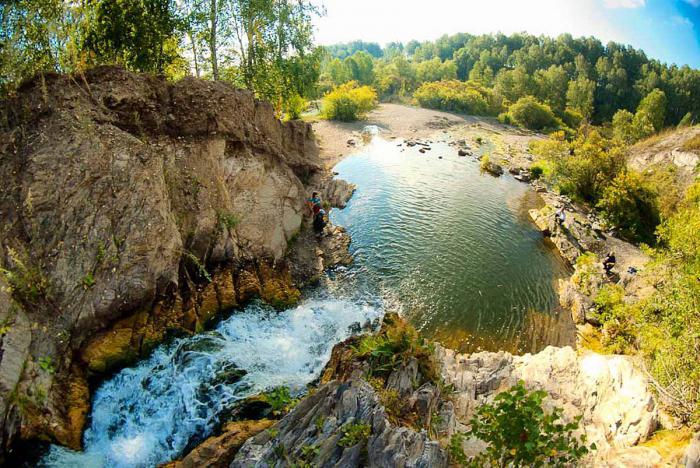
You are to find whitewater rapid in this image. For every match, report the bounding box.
[42,298,383,467]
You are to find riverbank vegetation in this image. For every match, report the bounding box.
[531,122,700,423]
[320,81,377,121]
[317,34,698,127]
[0,0,323,118]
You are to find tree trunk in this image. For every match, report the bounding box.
[209,0,218,80]
[188,30,200,77]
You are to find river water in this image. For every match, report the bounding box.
[41,131,573,467]
[329,134,573,354]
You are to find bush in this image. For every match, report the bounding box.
[500,96,562,131]
[681,133,700,152]
[321,81,377,121]
[465,382,593,466]
[561,108,584,129]
[529,160,553,181]
[596,171,660,244]
[531,128,626,203]
[414,80,501,115]
[283,93,307,120]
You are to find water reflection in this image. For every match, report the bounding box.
[330,136,573,355]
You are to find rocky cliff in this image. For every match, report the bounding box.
[0,67,343,456]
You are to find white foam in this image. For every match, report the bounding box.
[41,298,383,467]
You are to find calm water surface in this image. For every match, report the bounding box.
[330,134,574,354]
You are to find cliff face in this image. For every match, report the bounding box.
[0,67,327,453]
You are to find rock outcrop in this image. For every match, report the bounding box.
[231,378,446,468]
[438,344,660,465]
[230,313,449,467]
[0,67,344,455]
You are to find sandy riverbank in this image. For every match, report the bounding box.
[310,103,542,169]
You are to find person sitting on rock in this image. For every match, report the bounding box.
[555,206,566,224]
[603,251,616,275]
[307,192,322,216]
[313,208,327,237]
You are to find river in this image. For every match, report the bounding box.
[41,131,573,467]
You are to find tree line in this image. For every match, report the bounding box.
[0,0,322,113]
[319,34,699,127]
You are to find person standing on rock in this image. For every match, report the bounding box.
[313,208,327,238]
[308,192,322,216]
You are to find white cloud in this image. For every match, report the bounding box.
[671,15,694,27]
[603,0,645,8]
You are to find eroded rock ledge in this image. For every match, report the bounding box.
[0,66,350,455]
[219,315,661,467]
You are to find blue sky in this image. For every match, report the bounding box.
[313,0,700,68]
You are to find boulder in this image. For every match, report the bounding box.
[438,345,659,461]
[685,432,700,468]
[323,179,356,209]
[164,419,274,468]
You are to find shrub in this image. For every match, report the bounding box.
[283,93,307,120]
[677,112,693,128]
[349,315,437,383]
[338,422,371,448]
[262,386,299,416]
[531,128,626,204]
[466,382,593,466]
[529,160,553,181]
[414,80,501,115]
[321,81,377,121]
[596,171,660,244]
[500,96,562,131]
[561,108,583,129]
[681,133,700,152]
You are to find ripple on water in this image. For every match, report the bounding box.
[330,137,574,355]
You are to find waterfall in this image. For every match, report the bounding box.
[41,298,383,467]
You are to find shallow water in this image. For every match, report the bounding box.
[329,135,574,354]
[41,131,573,467]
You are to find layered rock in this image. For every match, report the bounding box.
[438,344,660,465]
[231,378,446,468]
[230,313,449,467]
[0,67,342,454]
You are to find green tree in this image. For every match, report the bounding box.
[534,65,569,113]
[83,0,180,73]
[636,88,667,132]
[344,50,374,85]
[566,77,595,120]
[533,129,626,203]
